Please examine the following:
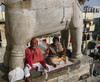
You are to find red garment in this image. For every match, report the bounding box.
[42,39,46,43]
[25,46,46,67]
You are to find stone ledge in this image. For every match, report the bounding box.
[30,56,93,82]
[15,56,93,82]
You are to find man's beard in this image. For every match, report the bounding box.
[31,45,37,50]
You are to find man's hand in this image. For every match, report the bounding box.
[45,49,50,54]
[45,44,50,54]
[43,65,49,71]
[61,48,66,55]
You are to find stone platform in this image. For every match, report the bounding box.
[30,55,93,82]
[0,55,95,82]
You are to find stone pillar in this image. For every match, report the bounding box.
[69,0,83,59]
[70,28,83,59]
[4,46,12,67]
[4,2,12,67]
[9,45,25,70]
[4,0,34,69]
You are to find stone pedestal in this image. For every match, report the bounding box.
[27,56,93,82]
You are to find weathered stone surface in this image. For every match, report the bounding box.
[4,0,84,69]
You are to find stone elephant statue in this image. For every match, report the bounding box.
[4,0,84,70]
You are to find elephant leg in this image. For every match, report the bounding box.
[9,44,26,70]
[4,43,12,68]
[4,13,12,68]
[69,1,83,59]
[61,29,70,49]
[5,0,35,69]
[70,28,83,59]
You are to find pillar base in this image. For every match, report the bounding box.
[71,53,83,60]
[9,51,25,70]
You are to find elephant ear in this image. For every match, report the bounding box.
[78,0,89,4]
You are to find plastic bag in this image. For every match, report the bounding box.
[8,67,24,82]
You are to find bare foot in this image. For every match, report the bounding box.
[26,76,32,82]
[53,64,57,68]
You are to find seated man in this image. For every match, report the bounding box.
[45,36,65,67]
[24,38,48,82]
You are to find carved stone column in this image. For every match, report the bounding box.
[4,1,12,67]
[9,45,25,70]
[4,46,12,67]
[4,0,32,69]
[70,28,83,59]
[69,0,83,59]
